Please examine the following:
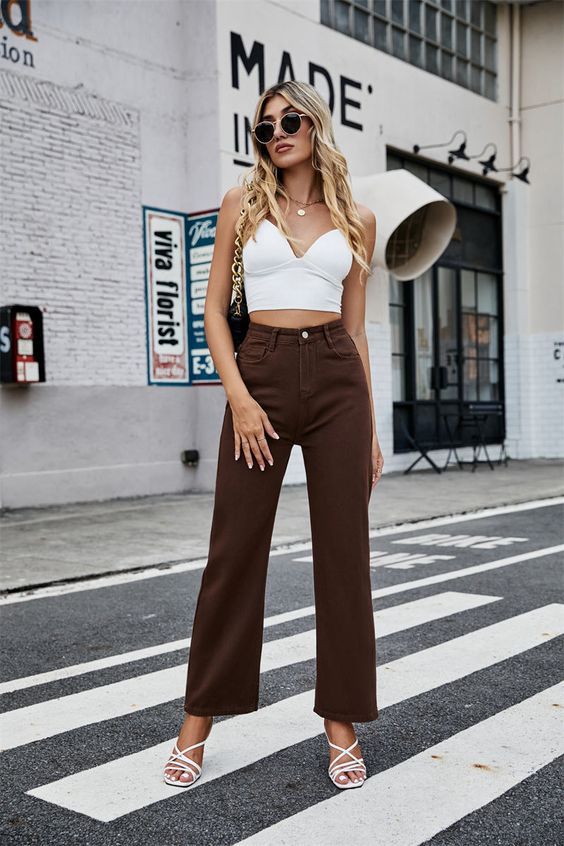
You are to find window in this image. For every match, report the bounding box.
[390,277,408,401]
[321,0,498,100]
[461,270,500,401]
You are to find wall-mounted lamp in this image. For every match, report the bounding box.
[413,133,531,184]
[495,156,530,184]
[413,130,470,164]
[466,142,498,176]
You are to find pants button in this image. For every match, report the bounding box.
[301,330,309,338]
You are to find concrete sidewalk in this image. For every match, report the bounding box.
[1,458,563,593]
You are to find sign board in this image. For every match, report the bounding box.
[143,206,221,386]
[186,210,221,385]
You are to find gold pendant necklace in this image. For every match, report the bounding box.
[287,193,324,216]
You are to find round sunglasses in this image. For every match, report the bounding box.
[252,112,309,145]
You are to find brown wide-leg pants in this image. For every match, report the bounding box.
[183,316,378,722]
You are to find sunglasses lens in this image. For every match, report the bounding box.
[281,113,302,135]
[254,122,274,144]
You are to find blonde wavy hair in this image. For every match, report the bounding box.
[236,81,372,284]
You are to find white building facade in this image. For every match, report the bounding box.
[1,0,562,508]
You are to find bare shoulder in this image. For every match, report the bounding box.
[217,186,245,238]
[354,201,376,230]
[354,203,377,255]
[222,185,245,211]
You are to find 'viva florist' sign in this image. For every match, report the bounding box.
[143,206,220,386]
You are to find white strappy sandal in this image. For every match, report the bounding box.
[163,738,207,788]
[324,728,367,789]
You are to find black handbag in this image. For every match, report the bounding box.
[227,207,250,351]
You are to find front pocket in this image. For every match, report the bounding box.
[237,337,270,362]
[329,332,360,359]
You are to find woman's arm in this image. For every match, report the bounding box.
[341,205,384,488]
[341,204,377,436]
[204,186,279,470]
[204,186,251,404]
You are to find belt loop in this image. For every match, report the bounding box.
[323,323,334,350]
[267,327,280,351]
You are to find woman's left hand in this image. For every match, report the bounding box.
[371,434,384,490]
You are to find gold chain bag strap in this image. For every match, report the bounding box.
[227,207,250,351]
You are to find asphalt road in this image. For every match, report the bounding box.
[1,498,563,845]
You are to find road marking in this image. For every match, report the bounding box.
[25,604,563,822]
[370,550,455,569]
[2,592,498,748]
[372,545,564,600]
[2,497,562,604]
[235,682,564,845]
[3,542,563,694]
[392,533,529,549]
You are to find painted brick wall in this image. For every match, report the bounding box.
[505,331,564,458]
[0,69,145,387]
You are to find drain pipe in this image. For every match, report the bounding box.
[503,2,529,458]
[508,2,522,167]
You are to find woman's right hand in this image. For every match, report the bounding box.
[230,394,280,470]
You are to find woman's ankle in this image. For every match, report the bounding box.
[324,717,353,729]
[177,713,213,740]
[183,712,213,724]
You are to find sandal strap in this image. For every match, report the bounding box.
[164,760,199,776]
[330,759,366,776]
[174,739,206,756]
[165,740,206,776]
[167,752,202,773]
[325,730,366,776]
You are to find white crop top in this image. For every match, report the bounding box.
[242,218,353,313]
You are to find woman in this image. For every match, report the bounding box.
[163,80,384,790]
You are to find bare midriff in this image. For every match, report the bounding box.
[249,309,341,328]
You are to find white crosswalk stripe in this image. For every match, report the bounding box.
[235,682,564,846]
[25,603,563,822]
[4,499,562,841]
[2,591,499,749]
[3,541,562,694]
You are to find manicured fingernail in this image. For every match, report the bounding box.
[268,459,273,466]
[272,432,280,439]
[247,462,252,469]
[260,465,264,471]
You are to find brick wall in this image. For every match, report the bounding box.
[505,331,564,458]
[0,69,145,387]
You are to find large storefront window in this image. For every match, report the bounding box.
[388,151,504,452]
